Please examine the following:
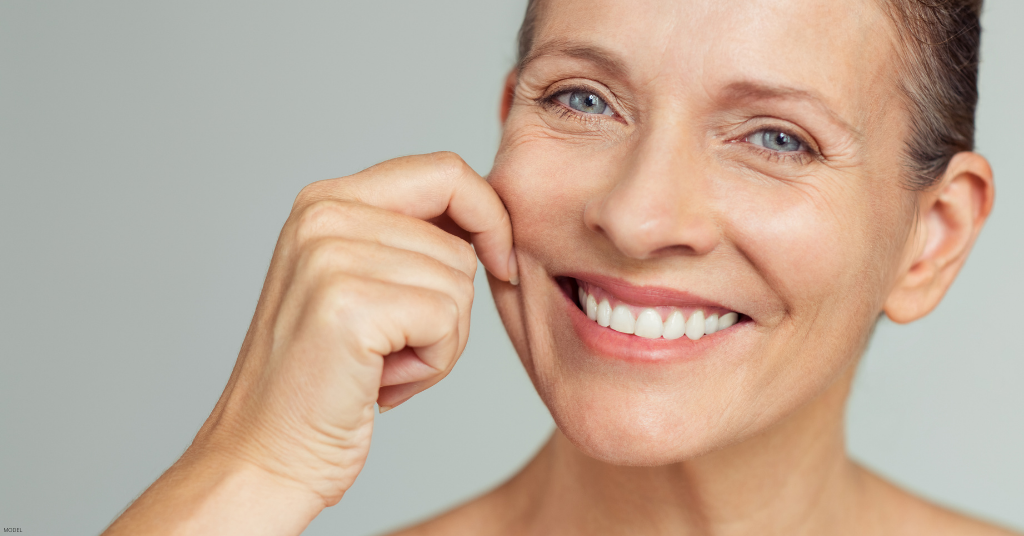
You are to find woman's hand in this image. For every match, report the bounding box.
[103,152,516,535]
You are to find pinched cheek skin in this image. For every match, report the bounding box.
[493,131,620,239]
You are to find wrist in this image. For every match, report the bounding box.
[104,448,326,536]
[183,448,328,530]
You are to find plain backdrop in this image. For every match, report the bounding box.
[1,1,1021,534]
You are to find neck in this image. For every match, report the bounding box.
[499,368,867,536]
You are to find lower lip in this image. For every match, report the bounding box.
[562,283,735,364]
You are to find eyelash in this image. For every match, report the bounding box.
[739,129,820,165]
[539,85,619,124]
[538,86,820,165]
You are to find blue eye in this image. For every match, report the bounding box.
[748,129,804,152]
[557,90,614,116]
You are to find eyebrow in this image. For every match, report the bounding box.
[718,80,860,137]
[519,40,861,139]
[518,39,629,79]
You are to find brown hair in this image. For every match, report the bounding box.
[515,0,983,191]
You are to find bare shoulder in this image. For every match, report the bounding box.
[859,466,1022,536]
[379,485,519,536]
[383,440,551,536]
[382,463,1023,536]
[380,503,486,536]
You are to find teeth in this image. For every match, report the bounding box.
[719,312,738,329]
[577,284,740,341]
[610,305,636,334]
[634,308,664,339]
[597,299,612,327]
[685,310,705,341]
[705,313,719,335]
[662,310,686,340]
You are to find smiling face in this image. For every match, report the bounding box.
[487,0,921,465]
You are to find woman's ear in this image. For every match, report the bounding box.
[884,152,995,323]
[500,69,517,124]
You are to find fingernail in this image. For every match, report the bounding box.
[507,248,520,286]
[378,405,394,414]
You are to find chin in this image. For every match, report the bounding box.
[537,377,745,466]
[488,266,857,469]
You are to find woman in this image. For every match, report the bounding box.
[104,0,1014,534]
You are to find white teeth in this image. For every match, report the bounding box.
[719,312,738,330]
[586,294,598,320]
[577,285,739,340]
[597,299,612,327]
[662,310,686,340]
[685,310,706,341]
[634,308,664,339]
[705,313,719,335]
[610,305,636,334]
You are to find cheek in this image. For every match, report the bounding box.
[487,128,623,384]
[726,179,875,314]
[721,171,910,380]
[489,129,621,259]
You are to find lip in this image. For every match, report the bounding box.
[565,272,741,311]
[557,273,747,363]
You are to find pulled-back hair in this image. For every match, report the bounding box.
[516,0,983,191]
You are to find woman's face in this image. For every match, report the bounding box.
[488,0,915,464]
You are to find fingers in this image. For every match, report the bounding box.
[377,381,430,410]
[301,274,463,375]
[281,236,473,413]
[191,153,510,505]
[379,348,437,387]
[293,237,475,356]
[271,152,510,420]
[286,200,479,279]
[295,152,517,284]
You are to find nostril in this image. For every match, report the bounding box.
[583,180,721,259]
[649,244,701,258]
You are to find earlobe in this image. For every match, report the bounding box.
[499,69,517,124]
[884,152,994,323]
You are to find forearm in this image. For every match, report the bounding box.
[102,450,325,536]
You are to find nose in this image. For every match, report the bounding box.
[583,128,720,260]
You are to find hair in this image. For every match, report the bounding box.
[515,0,983,191]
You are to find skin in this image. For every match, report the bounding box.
[102,0,1010,535]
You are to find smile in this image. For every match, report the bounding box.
[573,278,739,341]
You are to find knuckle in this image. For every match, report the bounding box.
[453,240,479,276]
[428,151,470,181]
[292,199,352,244]
[454,270,475,304]
[317,275,366,318]
[435,292,461,325]
[298,238,345,274]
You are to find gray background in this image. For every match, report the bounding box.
[0,1,1020,534]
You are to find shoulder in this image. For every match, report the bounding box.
[382,442,550,536]
[380,485,521,536]
[384,464,1022,536]
[859,467,1021,536]
[380,501,503,536]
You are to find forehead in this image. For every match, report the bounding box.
[529,0,899,126]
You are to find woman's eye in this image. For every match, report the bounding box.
[556,90,615,116]
[747,129,805,153]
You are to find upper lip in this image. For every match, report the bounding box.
[564,272,740,313]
